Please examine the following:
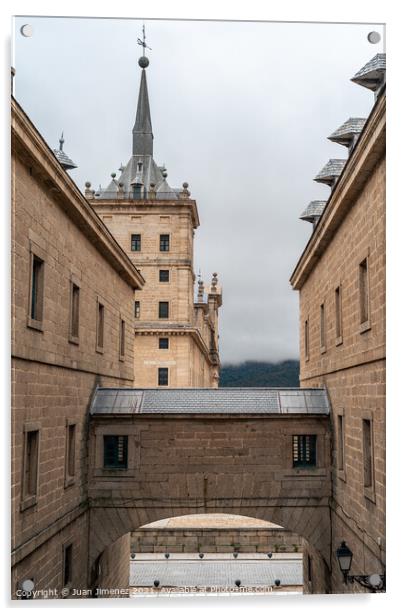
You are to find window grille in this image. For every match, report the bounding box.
[292,435,317,467]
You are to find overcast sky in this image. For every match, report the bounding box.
[13,16,384,364]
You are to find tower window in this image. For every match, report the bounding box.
[159,269,170,282]
[131,234,141,252]
[158,367,169,386]
[292,435,317,467]
[159,302,169,319]
[160,234,170,252]
[159,337,169,349]
[103,435,128,469]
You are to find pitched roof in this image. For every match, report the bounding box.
[314,159,346,186]
[299,200,327,223]
[328,118,367,147]
[351,53,386,90]
[89,387,330,416]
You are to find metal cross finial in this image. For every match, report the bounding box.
[59,132,64,151]
[137,24,152,55]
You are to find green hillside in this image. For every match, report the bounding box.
[219,360,300,388]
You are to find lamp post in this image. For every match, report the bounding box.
[335,541,385,592]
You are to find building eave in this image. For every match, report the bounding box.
[11,97,145,291]
[289,90,385,291]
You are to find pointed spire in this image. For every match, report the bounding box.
[59,131,64,151]
[133,26,153,156]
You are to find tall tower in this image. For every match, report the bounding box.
[88,32,222,388]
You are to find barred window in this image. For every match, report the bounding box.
[159,337,169,349]
[159,302,169,319]
[103,435,128,469]
[131,234,141,251]
[158,367,169,386]
[134,301,140,319]
[160,234,170,252]
[159,269,170,282]
[292,435,317,467]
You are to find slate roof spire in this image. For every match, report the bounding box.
[132,25,153,156]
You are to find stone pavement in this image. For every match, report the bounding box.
[130,553,303,590]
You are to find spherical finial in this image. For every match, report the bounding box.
[150,182,155,188]
[85,181,91,188]
[182,182,189,189]
[162,171,168,178]
[111,172,116,179]
[138,56,149,69]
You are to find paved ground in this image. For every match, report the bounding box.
[130,553,303,591]
[141,513,282,529]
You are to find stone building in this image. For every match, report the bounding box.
[88,51,222,389]
[290,54,386,593]
[11,96,144,597]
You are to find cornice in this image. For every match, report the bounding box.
[11,98,145,291]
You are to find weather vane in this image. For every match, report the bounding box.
[137,24,152,55]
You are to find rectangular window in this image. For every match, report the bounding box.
[103,435,128,469]
[119,319,125,359]
[69,283,80,341]
[335,285,342,342]
[307,555,313,583]
[159,301,169,319]
[159,269,170,282]
[337,415,344,471]
[65,424,76,481]
[359,258,369,324]
[320,303,326,351]
[134,301,140,319]
[96,301,104,351]
[30,255,44,322]
[292,435,317,467]
[63,544,73,587]
[23,430,39,498]
[158,367,169,386]
[159,337,169,349]
[304,319,309,360]
[160,234,170,252]
[363,419,373,488]
[131,234,141,251]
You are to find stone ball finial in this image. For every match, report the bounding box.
[162,170,168,178]
[182,182,189,189]
[150,182,155,188]
[85,181,91,188]
[111,172,116,178]
[118,182,124,188]
[138,56,149,69]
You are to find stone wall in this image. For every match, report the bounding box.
[131,527,303,554]
[11,99,142,599]
[295,95,385,593]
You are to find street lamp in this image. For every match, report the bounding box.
[335,541,385,592]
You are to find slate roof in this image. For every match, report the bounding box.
[351,53,386,90]
[314,159,346,186]
[53,143,77,171]
[299,200,327,223]
[90,387,330,416]
[328,118,367,147]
